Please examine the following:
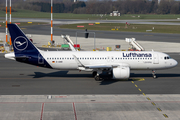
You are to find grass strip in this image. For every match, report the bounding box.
[59,23,180,34]
[1,9,180,20]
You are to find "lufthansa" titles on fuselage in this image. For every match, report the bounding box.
[123,53,152,57]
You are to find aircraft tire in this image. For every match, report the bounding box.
[153,75,156,79]
[94,75,100,81]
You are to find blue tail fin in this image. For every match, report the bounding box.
[7,24,52,68]
[8,23,38,54]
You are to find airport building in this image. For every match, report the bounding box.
[110,11,120,16]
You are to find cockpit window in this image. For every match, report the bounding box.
[164,56,171,60]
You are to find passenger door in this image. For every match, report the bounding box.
[153,53,159,64]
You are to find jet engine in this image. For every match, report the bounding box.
[112,66,130,79]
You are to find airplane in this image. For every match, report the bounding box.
[5,24,178,81]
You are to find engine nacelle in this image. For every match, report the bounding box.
[112,66,130,79]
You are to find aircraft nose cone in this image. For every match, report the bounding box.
[171,59,178,67]
[174,60,178,67]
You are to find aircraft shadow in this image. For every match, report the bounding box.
[99,73,180,85]
[130,73,180,78]
[28,71,180,85]
[29,70,180,79]
[29,71,92,78]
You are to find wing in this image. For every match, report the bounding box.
[72,55,128,70]
[86,64,117,69]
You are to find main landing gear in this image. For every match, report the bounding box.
[152,70,156,79]
[92,71,101,81]
[95,75,100,81]
[92,70,112,81]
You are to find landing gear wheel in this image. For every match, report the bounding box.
[153,75,156,79]
[92,71,97,77]
[94,75,100,81]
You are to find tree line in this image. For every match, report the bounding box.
[0,0,180,14]
[32,2,65,13]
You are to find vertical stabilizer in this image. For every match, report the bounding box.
[7,24,52,68]
[8,23,38,54]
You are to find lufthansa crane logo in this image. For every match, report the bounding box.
[14,36,28,51]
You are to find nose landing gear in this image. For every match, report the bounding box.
[152,70,156,79]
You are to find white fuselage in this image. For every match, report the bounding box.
[39,50,177,70]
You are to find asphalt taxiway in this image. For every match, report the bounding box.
[0,53,179,95]
[1,17,180,25]
[21,24,180,43]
